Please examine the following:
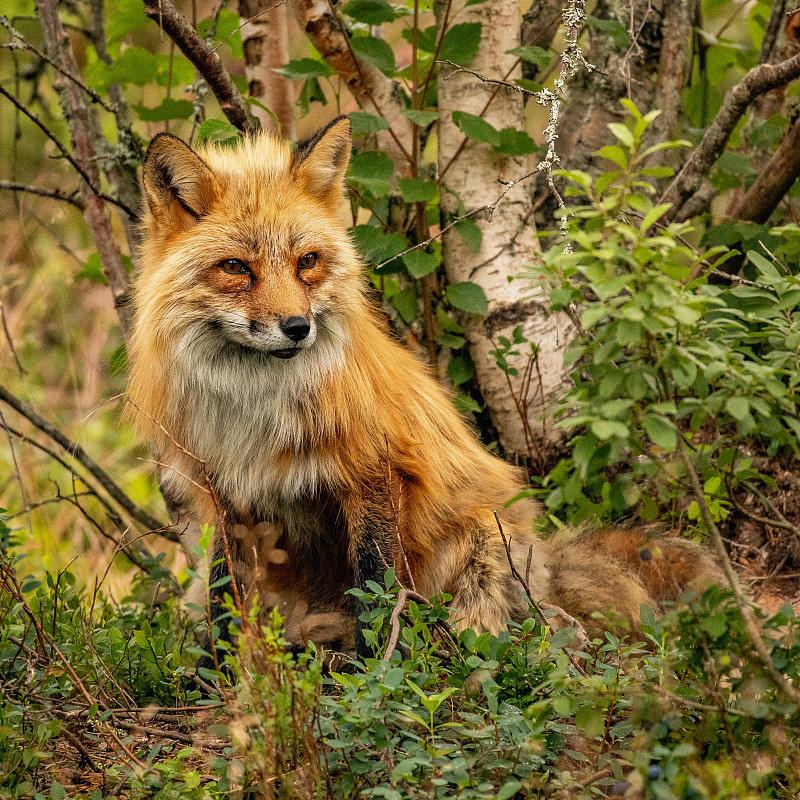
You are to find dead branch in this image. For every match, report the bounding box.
[758,0,787,66]
[141,0,259,134]
[382,587,409,661]
[0,384,171,535]
[677,441,800,706]
[0,179,84,209]
[733,112,800,225]
[661,51,800,221]
[0,84,135,220]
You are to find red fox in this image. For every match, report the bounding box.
[129,117,718,658]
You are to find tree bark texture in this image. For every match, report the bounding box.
[556,0,697,180]
[435,0,571,461]
[238,0,296,138]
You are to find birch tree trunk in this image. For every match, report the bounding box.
[238,0,296,138]
[435,0,571,462]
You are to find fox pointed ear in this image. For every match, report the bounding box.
[142,134,218,221]
[292,117,352,203]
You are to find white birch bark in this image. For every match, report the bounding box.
[435,0,571,461]
[238,0,296,138]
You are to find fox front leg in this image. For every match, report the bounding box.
[343,490,398,660]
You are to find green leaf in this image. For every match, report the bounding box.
[197,9,244,59]
[496,780,521,800]
[342,0,399,24]
[725,397,750,421]
[398,178,437,203]
[494,127,537,155]
[453,395,480,413]
[452,111,500,147]
[296,77,327,116]
[439,22,482,65]
[505,45,551,69]
[390,286,419,323]
[455,218,482,252]
[401,108,440,126]
[350,150,394,181]
[590,420,629,439]
[403,249,438,278]
[133,98,194,122]
[585,15,630,47]
[107,0,150,42]
[197,118,241,145]
[448,352,475,385]
[76,254,108,285]
[642,415,677,451]
[350,36,396,76]
[446,281,488,315]
[608,122,634,149]
[437,332,466,348]
[595,145,628,169]
[109,344,128,376]
[401,25,438,53]
[348,111,389,137]
[639,203,672,231]
[274,58,333,80]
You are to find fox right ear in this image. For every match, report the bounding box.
[142,134,218,221]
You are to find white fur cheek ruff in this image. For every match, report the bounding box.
[161,313,349,510]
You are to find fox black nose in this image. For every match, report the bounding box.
[280,316,311,342]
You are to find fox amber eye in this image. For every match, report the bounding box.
[220,258,250,275]
[298,253,317,271]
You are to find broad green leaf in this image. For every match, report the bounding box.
[349,111,389,137]
[446,281,488,315]
[585,15,630,47]
[197,118,241,144]
[725,396,750,421]
[398,178,437,203]
[448,352,475,385]
[76,253,108,285]
[390,285,419,323]
[608,122,635,149]
[595,145,628,169]
[401,25,438,53]
[590,419,629,439]
[642,415,677,451]
[505,45,550,69]
[196,9,244,59]
[455,218,482,252]
[350,36,396,76]
[109,344,128,376]
[107,0,149,42]
[403,249,438,278]
[401,108,440,126]
[639,203,672,232]
[452,111,500,147]
[439,22,482,65]
[343,0,399,24]
[437,332,467,349]
[494,127,537,155]
[274,58,333,80]
[133,98,194,122]
[350,150,394,181]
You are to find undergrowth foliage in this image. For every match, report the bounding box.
[3,507,800,800]
[529,103,800,529]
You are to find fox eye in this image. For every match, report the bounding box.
[220,258,250,275]
[298,253,317,270]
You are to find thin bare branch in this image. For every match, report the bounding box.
[0,384,170,535]
[0,179,84,209]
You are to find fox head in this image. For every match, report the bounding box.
[136,117,361,368]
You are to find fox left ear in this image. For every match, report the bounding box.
[292,116,352,203]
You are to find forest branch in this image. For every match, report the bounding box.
[0,179,84,209]
[661,51,800,220]
[142,0,260,134]
[0,384,171,537]
[733,112,800,225]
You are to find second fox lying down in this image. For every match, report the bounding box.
[128,116,719,655]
